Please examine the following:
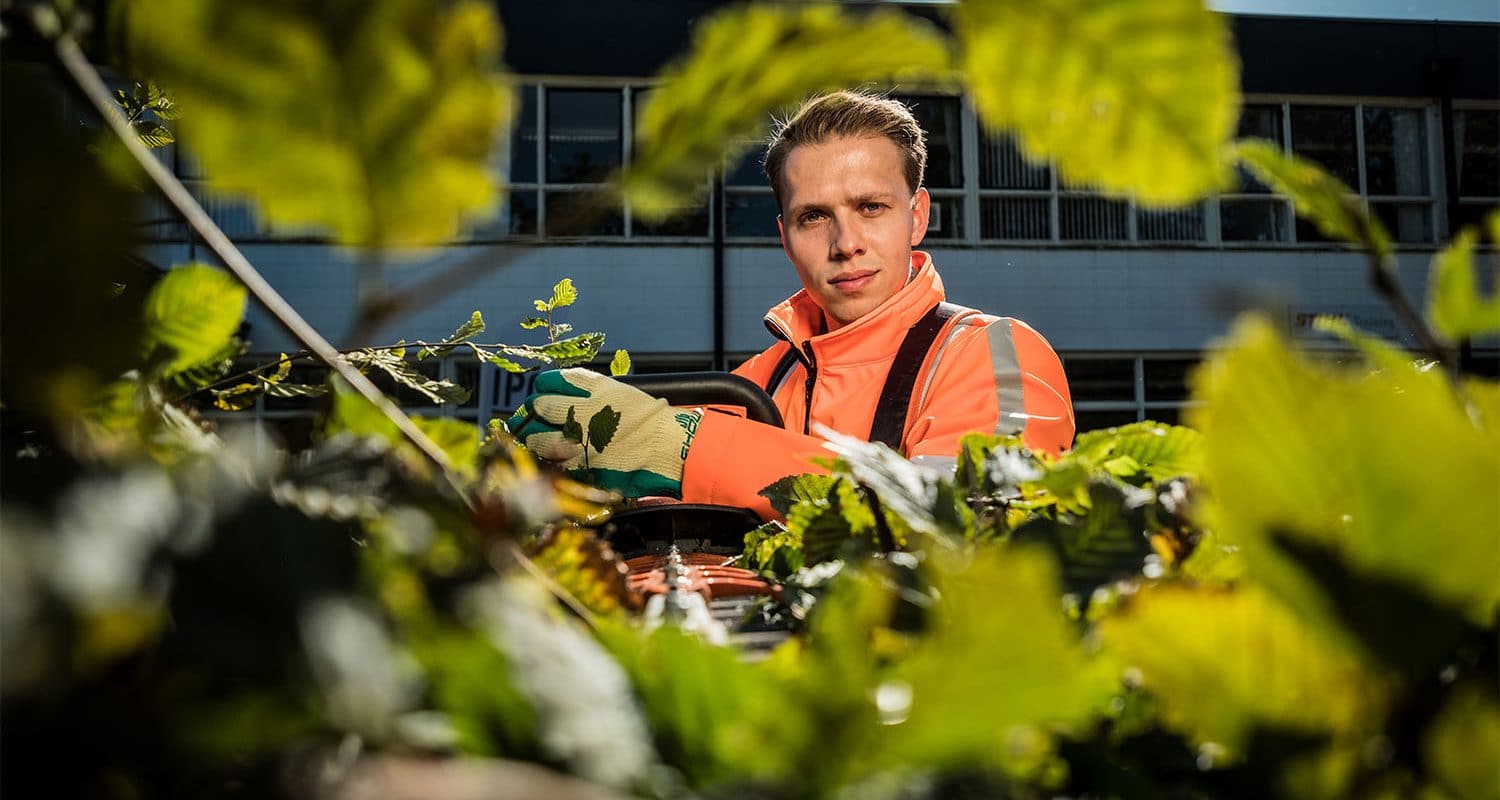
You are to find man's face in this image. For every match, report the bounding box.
[777,136,930,331]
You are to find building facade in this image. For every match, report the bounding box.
[138,4,1500,437]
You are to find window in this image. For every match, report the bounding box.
[1453,108,1499,232]
[1221,103,1292,242]
[900,95,965,241]
[1064,354,1200,433]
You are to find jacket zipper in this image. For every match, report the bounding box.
[801,340,816,436]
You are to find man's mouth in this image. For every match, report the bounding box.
[829,269,877,292]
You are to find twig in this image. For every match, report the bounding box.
[1367,252,1452,366]
[52,34,475,512]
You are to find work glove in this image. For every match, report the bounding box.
[506,369,701,498]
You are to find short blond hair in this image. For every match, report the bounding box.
[763,90,927,212]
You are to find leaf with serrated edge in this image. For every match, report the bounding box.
[488,356,526,373]
[625,4,952,218]
[587,405,621,453]
[143,263,247,373]
[538,332,605,368]
[957,0,1238,205]
[609,349,631,377]
[1237,140,1392,260]
[267,354,293,383]
[212,383,260,411]
[549,278,578,309]
[561,405,583,444]
[519,317,548,330]
[418,310,486,360]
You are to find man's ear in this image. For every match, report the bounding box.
[909,188,931,247]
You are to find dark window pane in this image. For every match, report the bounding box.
[1143,358,1197,403]
[192,184,261,239]
[265,417,318,452]
[1290,106,1359,188]
[546,89,621,183]
[1235,104,1284,193]
[1221,199,1289,242]
[1295,215,1335,244]
[726,192,779,237]
[1363,107,1427,196]
[926,193,964,240]
[1144,407,1185,426]
[1456,109,1499,198]
[1371,202,1433,244]
[1137,205,1204,241]
[980,131,1049,189]
[1076,409,1142,432]
[1063,358,1135,402]
[633,203,709,237]
[900,95,962,188]
[1452,201,1494,232]
[981,196,1050,239]
[511,84,537,183]
[455,361,480,409]
[725,148,767,187]
[508,190,538,235]
[544,191,622,236]
[1060,196,1129,240]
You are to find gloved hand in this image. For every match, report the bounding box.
[506,369,701,498]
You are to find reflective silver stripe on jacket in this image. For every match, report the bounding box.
[987,319,1028,436]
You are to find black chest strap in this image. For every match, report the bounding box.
[762,302,967,452]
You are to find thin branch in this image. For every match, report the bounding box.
[1367,252,1452,366]
[52,35,475,512]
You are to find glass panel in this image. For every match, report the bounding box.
[1362,107,1427,196]
[980,132,1050,190]
[1371,202,1433,244]
[899,95,962,188]
[1076,409,1142,432]
[1145,406,1184,426]
[1137,205,1204,241]
[1290,106,1359,188]
[1221,199,1289,242]
[192,183,262,238]
[980,197,1050,240]
[1234,104,1284,193]
[454,361,480,409]
[925,193,964,240]
[725,147,767,187]
[1143,358,1197,403]
[633,202,710,237]
[726,191,780,237]
[1060,196,1129,240]
[544,191,623,236]
[1452,201,1493,232]
[508,190,538,235]
[1456,109,1499,198]
[510,84,537,184]
[546,89,621,183]
[1063,358,1135,402]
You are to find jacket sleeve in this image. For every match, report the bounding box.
[679,412,833,520]
[904,317,1074,462]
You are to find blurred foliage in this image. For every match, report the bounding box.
[1237,139,1393,260]
[4,0,1498,798]
[118,0,512,248]
[1427,211,1500,343]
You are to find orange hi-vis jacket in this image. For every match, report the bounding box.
[680,252,1074,519]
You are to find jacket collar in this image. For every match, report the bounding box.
[763,251,945,367]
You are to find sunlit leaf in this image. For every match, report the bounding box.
[412,417,480,478]
[258,381,328,400]
[487,355,526,373]
[548,278,578,310]
[526,525,635,617]
[212,382,260,411]
[586,405,620,453]
[1427,214,1500,342]
[1012,480,1154,595]
[519,317,548,330]
[345,349,468,404]
[1423,683,1500,800]
[417,310,485,360]
[537,332,606,368]
[131,120,175,148]
[1190,315,1500,628]
[1098,583,1391,755]
[759,473,839,518]
[124,0,513,248]
[609,349,630,377]
[142,263,247,373]
[1236,140,1392,260]
[956,0,1238,205]
[1069,421,1202,482]
[267,354,293,383]
[625,4,953,217]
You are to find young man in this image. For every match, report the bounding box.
[510,91,1073,519]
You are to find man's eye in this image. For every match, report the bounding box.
[800,211,826,225]
[861,203,886,213]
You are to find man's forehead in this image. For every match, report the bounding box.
[781,136,909,205]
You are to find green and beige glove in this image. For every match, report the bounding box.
[506,369,701,498]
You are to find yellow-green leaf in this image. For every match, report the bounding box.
[549,278,578,310]
[1423,683,1500,800]
[956,0,1238,205]
[1189,315,1500,625]
[609,349,630,377]
[625,4,953,218]
[124,0,513,248]
[1237,139,1392,260]
[1427,213,1500,342]
[1098,583,1391,755]
[142,263,247,372]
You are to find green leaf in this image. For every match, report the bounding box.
[1098,583,1391,755]
[131,119,175,148]
[142,263,247,373]
[145,81,182,120]
[212,382,261,411]
[537,332,606,368]
[1427,214,1500,342]
[759,473,839,518]
[418,310,486,360]
[345,349,468,405]
[1012,480,1154,595]
[561,405,583,445]
[1190,315,1500,628]
[624,4,952,217]
[412,416,480,478]
[1236,139,1392,260]
[519,317,548,330]
[267,354,293,383]
[586,405,620,454]
[258,380,328,400]
[548,278,578,310]
[1423,683,1500,800]
[1070,421,1203,482]
[533,299,550,312]
[609,349,631,377]
[124,0,513,248]
[957,0,1238,205]
[487,355,526,373]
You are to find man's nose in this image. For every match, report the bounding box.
[829,218,865,260]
